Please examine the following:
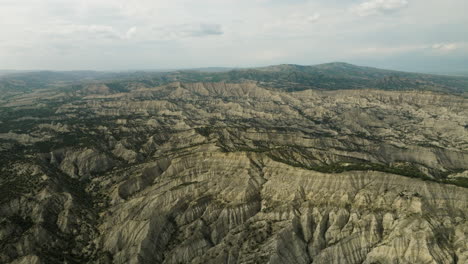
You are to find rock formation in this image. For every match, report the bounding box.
[0,66,467,263]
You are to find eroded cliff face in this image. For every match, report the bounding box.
[94,150,468,264]
[0,82,467,263]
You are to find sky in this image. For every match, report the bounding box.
[1,0,467,73]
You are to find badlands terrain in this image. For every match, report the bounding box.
[0,63,467,264]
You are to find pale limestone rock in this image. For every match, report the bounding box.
[1,82,467,263]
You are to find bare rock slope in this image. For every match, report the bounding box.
[0,80,467,264]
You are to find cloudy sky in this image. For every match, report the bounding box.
[1,0,467,72]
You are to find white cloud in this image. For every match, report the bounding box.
[352,42,466,56]
[263,13,321,33]
[431,43,457,51]
[149,23,224,40]
[306,13,321,23]
[0,0,467,71]
[352,0,408,16]
[41,24,135,40]
[352,44,424,55]
[125,27,137,39]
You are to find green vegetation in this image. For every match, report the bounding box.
[268,153,438,182]
[105,82,130,93]
[0,107,58,133]
[444,177,468,188]
[194,126,214,137]
[0,151,41,203]
[9,214,34,231]
[270,153,468,189]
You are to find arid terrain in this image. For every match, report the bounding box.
[0,63,467,264]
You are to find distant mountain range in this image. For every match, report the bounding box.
[1,62,468,94]
[428,70,468,77]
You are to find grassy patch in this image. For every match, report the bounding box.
[268,154,435,181]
